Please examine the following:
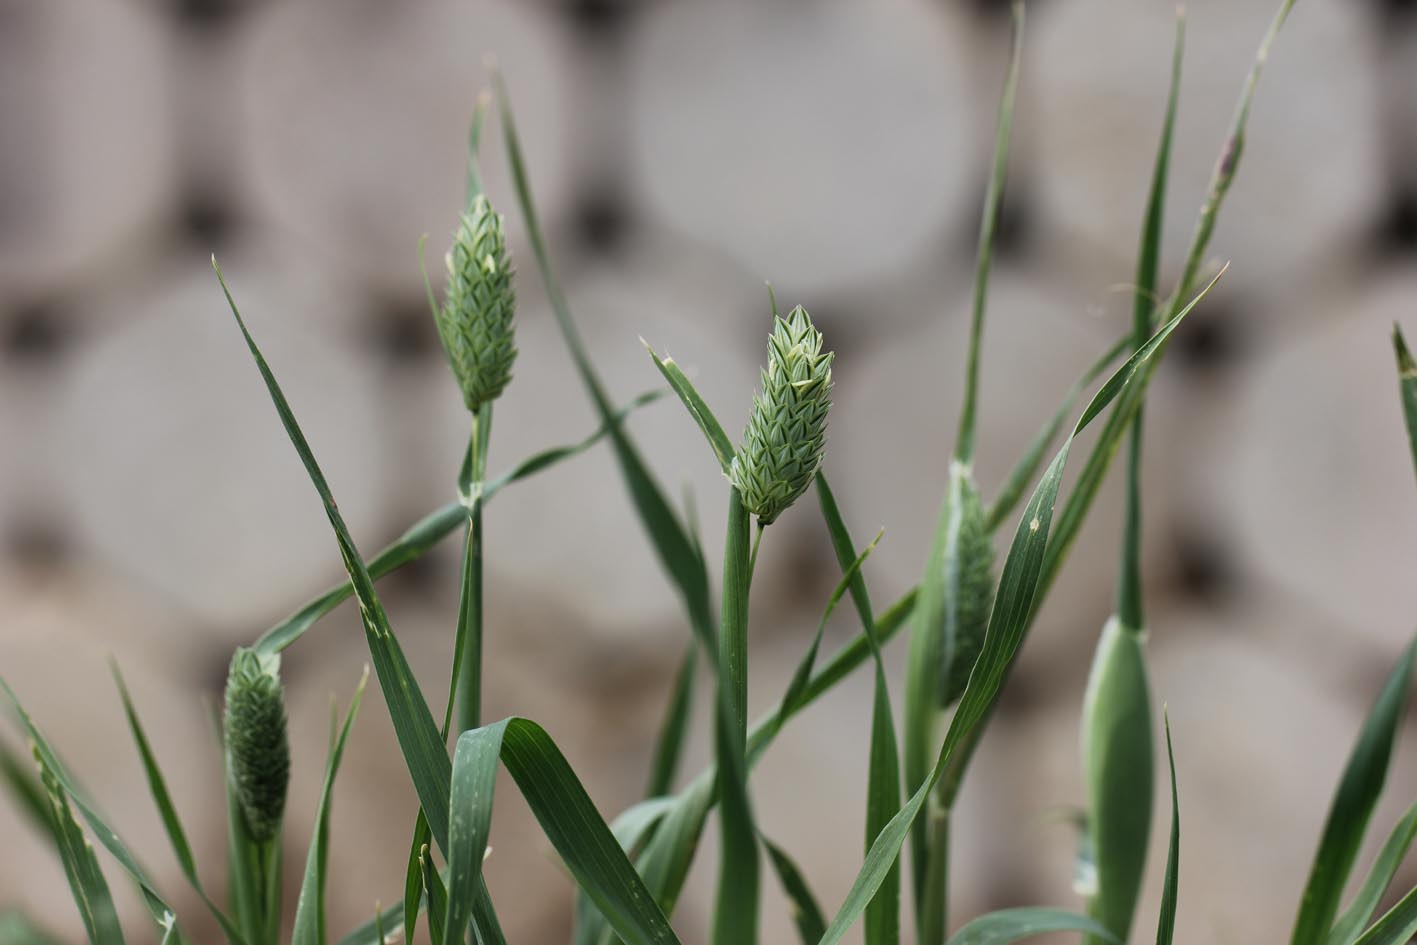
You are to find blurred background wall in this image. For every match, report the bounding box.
[3,0,1417,942]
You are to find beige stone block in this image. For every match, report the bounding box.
[630,0,977,296]
[1030,0,1378,295]
[0,0,175,294]
[0,568,223,943]
[242,0,574,297]
[56,247,391,629]
[1214,268,1417,648]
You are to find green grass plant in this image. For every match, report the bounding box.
[6,4,1417,945]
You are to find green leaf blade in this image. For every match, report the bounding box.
[943,908,1117,945]
[1393,325,1417,482]
[1081,619,1154,944]
[1154,715,1181,945]
[1324,801,1417,945]
[643,341,735,474]
[37,755,127,945]
[816,475,901,945]
[291,672,368,945]
[1290,639,1417,945]
[2,679,187,942]
[764,838,829,945]
[447,720,685,945]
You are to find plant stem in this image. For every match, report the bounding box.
[455,404,492,735]
[719,489,754,747]
[712,487,760,945]
[920,802,950,945]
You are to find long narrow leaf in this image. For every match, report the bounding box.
[645,645,698,799]
[400,813,430,945]
[577,537,885,945]
[1154,714,1180,945]
[1324,801,1417,945]
[914,11,1023,935]
[0,738,48,835]
[1081,620,1153,944]
[1394,326,1417,481]
[817,474,901,945]
[643,342,734,474]
[494,70,715,652]
[953,0,1024,465]
[1166,0,1297,311]
[36,755,126,945]
[420,847,448,945]
[291,671,368,945]
[449,719,685,945]
[1034,0,1296,614]
[1352,886,1417,945]
[765,838,829,945]
[215,259,457,847]
[1,679,186,942]
[1084,20,1183,943]
[1290,639,1417,945]
[111,666,248,945]
[336,902,404,945]
[943,909,1116,945]
[1116,9,1185,631]
[984,334,1130,534]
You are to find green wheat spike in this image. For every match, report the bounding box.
[729,306,834,526]
[436,193,518,412]
[223,647,291,843]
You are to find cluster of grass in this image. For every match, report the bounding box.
[5,2,1417,944]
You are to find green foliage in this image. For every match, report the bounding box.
[1290,641,1417,945]
[1080,620,1154,944]
[14,8,1413,945]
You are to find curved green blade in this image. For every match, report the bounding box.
[111,666,248,945]
[1324,801,1417,945]
[1394,326,1417,482]
[1154,714,1181,945]
[1081,619,1154,944]
[446,719,684,945]
[2,679,185,942]
[943,908,1116,945]
[36,755,126,945]
[1351,885,1417,945]
[764,838,829,945]
[291,671,368,945]
[1290,639,1417,945]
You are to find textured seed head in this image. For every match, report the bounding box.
[223,647,290,843]
[436,194,517,412]
[729,305,834,526]
[938,473,996,707]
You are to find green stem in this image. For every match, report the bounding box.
[712,487,760,945]
[720,489,754,747]
[455,405,492,735]
[746,522,765,597]
[919,803,950,945]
